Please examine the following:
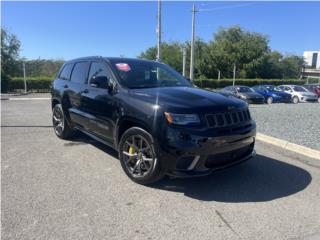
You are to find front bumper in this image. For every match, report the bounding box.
[158,121,256,177]
[168,148,256,178]
[246,98,265,104]
[299,96,318,102]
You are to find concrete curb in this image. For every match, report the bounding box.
[256,133,320,160]
[1,97,50,101]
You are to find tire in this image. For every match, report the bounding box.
[317,97,320,103]
[266,97,273,104]
[119,127,164,185]
[52,104,75,139]
[292,96,299,104]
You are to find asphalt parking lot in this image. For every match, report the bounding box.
[1,97,320,240]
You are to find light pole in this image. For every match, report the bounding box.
[189,3,197,81]
[182,46,186,77]
[232,63,236,86]
[23,62,27,93]
[156,0,162,62]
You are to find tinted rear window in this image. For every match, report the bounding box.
[59,63,74,80]
[70,62,90,84]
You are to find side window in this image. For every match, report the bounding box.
[88,62,113,85]
[70,62,90,84]
[59,63,74,80]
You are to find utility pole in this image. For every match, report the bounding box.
[189,3,197,81]
[182,46,186,77]
[218,70,221,81]
[23,62,27,93]
[156,0,162,62]
[232,63,236,86]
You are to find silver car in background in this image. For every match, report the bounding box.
[278,85,318,103]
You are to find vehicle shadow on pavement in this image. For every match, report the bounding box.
[67,133,119,158]
[152,155,312,202]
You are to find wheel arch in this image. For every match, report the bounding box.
[51,98,60,109]
[115,117,152,149]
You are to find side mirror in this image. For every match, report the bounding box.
[90,76,111,89]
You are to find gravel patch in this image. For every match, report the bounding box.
[250,103,320,150]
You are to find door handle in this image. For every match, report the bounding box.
[81,89,89,94]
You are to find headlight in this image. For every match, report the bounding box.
[164,112,200,125]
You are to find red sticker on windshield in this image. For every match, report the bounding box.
[116,63,131,72]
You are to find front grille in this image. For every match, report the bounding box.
[206,108,251,128]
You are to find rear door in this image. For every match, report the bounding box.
[80,61,117,143]
[67,61,91,128]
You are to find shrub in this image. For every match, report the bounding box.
[193,79,307,89]
[3,77,318,93]
[8,77,52,92]
[1,71,11,93]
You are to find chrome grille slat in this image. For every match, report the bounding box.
[206,109,251,128]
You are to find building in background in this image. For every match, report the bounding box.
[303,51,320,69]
[301,51,320,80]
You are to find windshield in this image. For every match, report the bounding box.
[236,86,254,93]
[264,85,282,92]
[293,86,307,92]
[110,60,191,89]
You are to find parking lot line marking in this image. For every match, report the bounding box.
[4,97,51,101]
[256,133,320,160]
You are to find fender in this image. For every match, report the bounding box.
[114,116,153,150]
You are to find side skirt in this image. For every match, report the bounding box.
[74,127,117,151]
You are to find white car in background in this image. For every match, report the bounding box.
[279,85,318,103]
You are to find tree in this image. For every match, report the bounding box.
[15,59,64,78]
[208,26,270,78]
[1,28,21,76]
[139,42,184,73]
[250,51,282,79]
[138,25,304,80]
[280,55,305,79]
[138,39,209,78]
[1,28,21,92]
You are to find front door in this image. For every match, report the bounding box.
[80,61,117,143]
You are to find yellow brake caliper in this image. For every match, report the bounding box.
[129,146,135,155]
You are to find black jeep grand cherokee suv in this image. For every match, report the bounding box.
[51,56,256,184]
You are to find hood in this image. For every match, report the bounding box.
[128,87,247,113]
[240,92,264,98]
[301,91,317,97]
